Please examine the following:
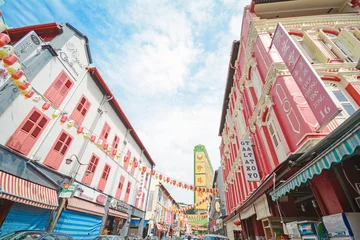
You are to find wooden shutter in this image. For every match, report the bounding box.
[6,107,50,155]
[112,135,120,149]
[44,71,73,108]
[82,154,100,185]
[99,122,111,142]
[98,164,111,192]
[123,150,131,171]
[144,174,149,188]
[124,181,132,202]
[70,95,91,126]
[43,130,73,170]
[115,175,125,200]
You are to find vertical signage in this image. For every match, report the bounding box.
[239,140,260,182]
[194,151,207,210]
[272,23,341,130]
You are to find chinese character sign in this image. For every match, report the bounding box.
[272,23,341,129]
[195,163,205,173]
[239,140,260,182]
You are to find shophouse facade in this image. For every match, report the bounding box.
[145,179,179,238]
[0,22,154,239]
[219,1,360,239]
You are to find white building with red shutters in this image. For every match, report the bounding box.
[0,22,154,238]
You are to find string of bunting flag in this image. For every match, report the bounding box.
[166,192,215,213]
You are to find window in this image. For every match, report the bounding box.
[115,175,125,200]
[100,122,111,142]
[43,130,73,170]
[267,116,281,149]
[98,164,111,192]
[70,95,91,126]
[123,150,131,171]
[112,135,120,149]
[130,157,137,175]
[144,174,149,188]
[82,154,100,185]
[124,181,132,202]
[141,192,145,209]
[44,71,73,108]
[135,194,140,208]
[333,91,356,116]
[6,107,50,155]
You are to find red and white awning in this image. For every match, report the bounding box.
[0,170,59,210]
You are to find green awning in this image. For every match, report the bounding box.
[271,128,360,201]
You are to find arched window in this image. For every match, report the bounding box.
[324,81,357,118]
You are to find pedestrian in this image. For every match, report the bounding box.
[102,227,110,235]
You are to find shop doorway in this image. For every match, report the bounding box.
[0,199,12,227]
[105,216,126,235]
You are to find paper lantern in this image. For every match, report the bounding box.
[206,188,209,193]
[155,174,159,179]
[129,160,133,166]
[13,75,26,86]
[178,182,182,187]
[18,81,30,91]
[20,85,32,95]
[124,156,129,163]
[77,126,84,134]
[102,142,108,151]
[134,161,139,168]
[190,185,193,190]
[146,171,151,175]
[115,152,121,159]
[24,90,34,99]
[90,135,96,143]
[111,148,117,156]
[172,180,176,185]
[0,33,10,47]
[159,174,163,180]
[52,109,61,119]
[67,119,74,128]
[152,170,156,176]
[142,166,147,173]
[11,70,24,80]
[32,95,41,102]
[42,102,51,111]
[3,54,18,66]
[6,61,21,74]
[106,145,112,153]
[83,132,89,140]
[60,115,68,124]
[0,45,14,59]
[166,177,170,183]
[96,139,103,148]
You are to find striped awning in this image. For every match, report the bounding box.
[0,170,59,210]
[271,128,360,201]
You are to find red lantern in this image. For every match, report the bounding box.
[142,166,147,173]
[111,148,117,156]
[152,170,156,176]
[42,102,50,111]
[3,54,18,66]
[11,70,24,80]
[124,156,129,163]
[210,189,213,193]
[190,185,193,190]
[102,143,108,150]
[159,174,163,180]
[184,184,188,189]
[90,135,96,143]
[134,161,139,167]
[60,115,67,124]
[172,180,176,185]
[178,182,182,187]
[0,33,10,48]
[206,188,209,193]
[77,126,84,134]
[24,90,34,99]
[18,81,30,90]
[166,177,170,183]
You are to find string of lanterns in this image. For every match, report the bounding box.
[166,192,216,213]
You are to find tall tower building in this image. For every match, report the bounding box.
[193,144,214,213]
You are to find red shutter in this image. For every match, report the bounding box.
[124,181,132,202]
[70,95,91,126]
[6,107,50,155]
[44,71,73,108]
[130,157,137,175]
[43,130,73,170]
[123,150,131,171]
[99,122,111,142]
[98,164,111,192]
[112,135,120,149]
[144,174,149,188]
[82,154,100,185]
[141,192,145,209]
[115,175,125,200]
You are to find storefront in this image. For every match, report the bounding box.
[104,198,129,235]
[54,183,106,239]
[225,215,243,240]
[0,170,59,235]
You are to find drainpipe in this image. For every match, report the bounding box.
[100,129,131,234]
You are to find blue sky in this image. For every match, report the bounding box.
[2,0,247,203]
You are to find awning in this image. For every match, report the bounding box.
[0,170,59,210]
[240,204,255,220]
[108,208,128,219]
[66,197,105,216]
[271,128,360,201]
[253,194,272,220]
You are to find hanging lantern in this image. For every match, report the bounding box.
[0,45,14,59]
[155,174,159,179]
[0,33,10,47]
[20,85,32,95]
[124,156,129,163]
[77,126,84,134]
[138,166,142,171]
[190,185,193,190]
[106,145,112,153]
[111,148,117,156]
[96,139,103,148]
[42,102,51,111]
[142,166,147,173]
[146,171,151,175]
[13,75,26,86]
[178,182,183,188]
[24,90,35,99]
[102,142,108,151]
[115,152,121,159]
[11,70,24,80]
[32,94,41,102]
[172,179,176,185]
[206,188,209,193]
[90,135,96,143]
[83,131,89,140]
[52,109,61,119]
[159,174,163,180]
[18,81,30,91]
[134,160,139,168]
[152,170,156,176]
[3,54,18,66]
[59,115,68,124]
[6,61,21,74]
[67,120,75,128]
[166,177,170,183]
[129,160,133,166]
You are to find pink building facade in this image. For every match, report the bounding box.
[219,1,360,239]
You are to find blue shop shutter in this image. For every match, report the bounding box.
[0,203,50,236]
[54,210,102,240]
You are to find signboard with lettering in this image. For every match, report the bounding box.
[73,183,106,205]
[59,183,76,198]
[272,23,341,130]
[58,39,87,80]
[239,140,260,182]
[110,198,129,212]
[14,31,42,62]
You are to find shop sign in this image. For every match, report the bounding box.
[59,183,76,198]
[73,183,106,205]
[239,140,260,182]
[110,198,129,212]
[272,23,341,130]
[14,31,42,62]
[58,41,86,79]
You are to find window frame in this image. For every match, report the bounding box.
[70,94,91,126]
[44,70,73,108]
